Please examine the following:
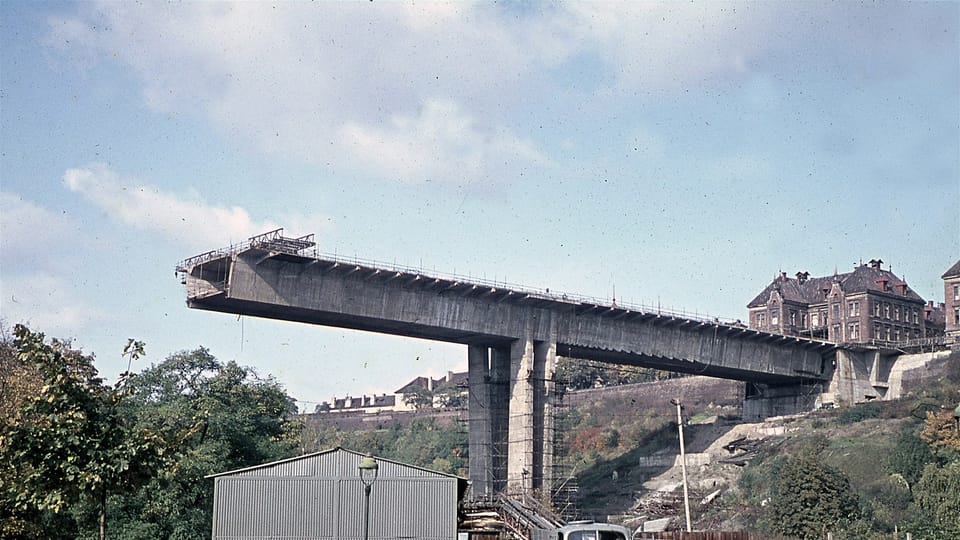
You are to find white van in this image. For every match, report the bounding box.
[556,521,632,540]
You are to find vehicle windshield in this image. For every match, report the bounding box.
[564,531,628,540]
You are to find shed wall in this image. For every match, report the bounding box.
[212,451,458,540]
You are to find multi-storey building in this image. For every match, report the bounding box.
[944,260,960,340]
[747,259,929,344]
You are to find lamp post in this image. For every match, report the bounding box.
[671,398,692,532]
[358,454,379,540]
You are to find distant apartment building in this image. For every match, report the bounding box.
[747,259,935,344]
[944,260,960,340]
[317,370,468,413]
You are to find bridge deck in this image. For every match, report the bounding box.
[178,233,834,385]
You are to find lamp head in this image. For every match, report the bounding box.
[358,454,379,486]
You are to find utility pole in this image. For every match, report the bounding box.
[671,398,692,532]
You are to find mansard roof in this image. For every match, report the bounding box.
[747,263,924,309]
[942,260,960,279]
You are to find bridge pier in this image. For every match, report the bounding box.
[467,345,492,497]
[469,332,556,496]
[467,344,512,498]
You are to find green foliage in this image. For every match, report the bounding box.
[888,424,936,487]
[0,325,166,539]
[555,358,676,391]
[907,461,960,539]
[402,385,434,409]
[768,440,860,539]
[837,402,882,424]
[102,348,302,538]
[434,385,467,408]
[858,475,913,533]
[303,417,468,476]
[0,329,301,539]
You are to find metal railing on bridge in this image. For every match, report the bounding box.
[176,230,751,327]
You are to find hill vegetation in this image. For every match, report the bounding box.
[3,323,958,539]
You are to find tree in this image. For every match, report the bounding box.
[402,385,434,409]
[434,385,467,408]
[0,325,165,540]
[768,438,860,539]
[920,409,960,455]
[908,461,960,539]
[888,424,936,488]
[103,348,302,538]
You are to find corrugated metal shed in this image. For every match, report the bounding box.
[208,447,467,540]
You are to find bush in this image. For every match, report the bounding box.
[838,402,882,424]
[768,445,860,539]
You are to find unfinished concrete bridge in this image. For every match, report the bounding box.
[177,229,836,497]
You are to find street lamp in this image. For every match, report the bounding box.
[671,398,692,532]
[358,454,379,540]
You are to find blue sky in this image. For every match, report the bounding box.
[2,1,958,411]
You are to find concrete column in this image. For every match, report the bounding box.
[532,316,557,492]
[490,346,511,493]
[507,333,535,493]
[532,339,556,491]
[467,345,492,498]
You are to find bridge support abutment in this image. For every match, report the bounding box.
[742,381,826,421]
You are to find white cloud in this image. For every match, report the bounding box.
[338,98,547,184]
[0,192,76,262]
[62,164,292,249]
[44,2,950,187]
[44,2,546,186]
[0,272,106,336]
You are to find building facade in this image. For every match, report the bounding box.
[747,260,929,344]
[318,370,468,413]
[944,260,960,340]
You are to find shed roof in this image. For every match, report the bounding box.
[206,446,466,481]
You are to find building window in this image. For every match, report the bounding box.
[757,313,765,326]
[884,303,891,319]
[811,312,819,327]
[954,307,959,325]
[894,306,900,321]
[848,322,860,340]
[833,324,841,340]
[832,303,840,319]
[873,323,881,338]
[954,284,959,301]
[801,312,807,328]
[847,301,860,316]
[885,326,892,340]
[771,313,778,326]
[874,300,881,317]
[894,327,901,341]
[790,311,797,326]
